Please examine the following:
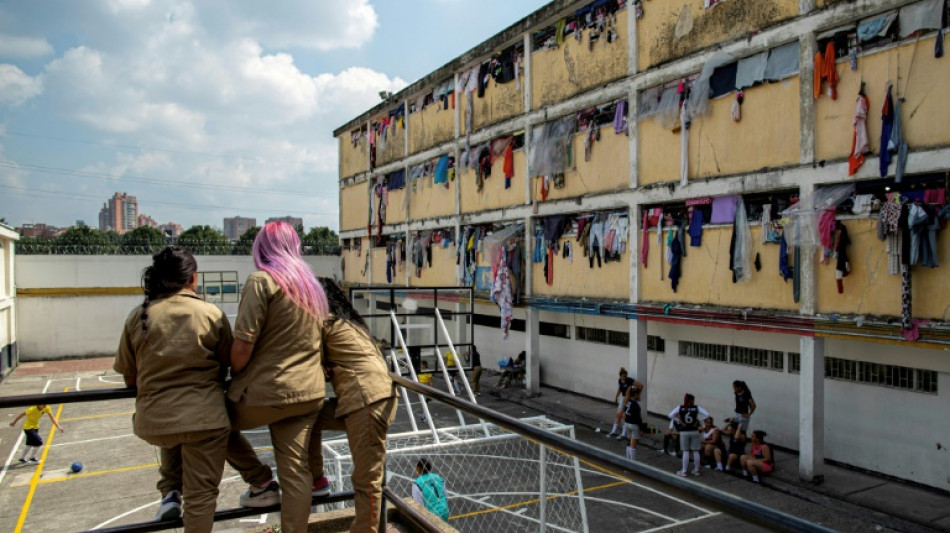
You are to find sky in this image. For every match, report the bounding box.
[0,0,546,232]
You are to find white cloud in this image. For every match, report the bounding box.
[0,64,42,106]
[0,34,54,58]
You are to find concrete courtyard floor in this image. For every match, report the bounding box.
[0,358,946,532]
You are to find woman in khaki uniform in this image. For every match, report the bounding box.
[114,247,231,533]
[309,278,398,533]
[227,221,329,533]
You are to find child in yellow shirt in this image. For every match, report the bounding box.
[9,404,64,463]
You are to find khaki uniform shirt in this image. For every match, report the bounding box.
[113,290,232,437]
[228,271,325,406]
[323,318,396,418]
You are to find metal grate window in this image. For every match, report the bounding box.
[679,341,728,362]
[788,353,800,374]
[647,335,666,353]
[607,330,630,347]
[730,346,784,371]
[575,326,607,344]
[826,357,937,394]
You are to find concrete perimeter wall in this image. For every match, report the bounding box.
[15,255,341,360]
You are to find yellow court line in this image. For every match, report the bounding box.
[14,388,67,533]
[60,410,135,422]
[450,480,626,520]
[38,462,160,484]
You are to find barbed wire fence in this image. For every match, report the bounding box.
[14,241,341,256]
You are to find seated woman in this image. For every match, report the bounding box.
[700,417,725,468]
[715,419,747,472]
[498,351,526,388]
[740,430,774,483]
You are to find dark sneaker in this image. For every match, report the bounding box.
[28,458,39,463]
[156,490,182,521]
[312,476,331,498]
[239,480,280,508]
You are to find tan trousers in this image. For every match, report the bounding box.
[230,399,323,533]
[309,397,398,533]
[148,428,229,533]
[226,430,275,487]
[471,366,483,393]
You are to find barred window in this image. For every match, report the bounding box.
[679,341,728,362]
[607,330,630,347]
[788,353,800,374]
[647,335,665,353]
[540,322,570,339]
[730,347,784,371]
[826,357,937,394]
[576,326,607,344]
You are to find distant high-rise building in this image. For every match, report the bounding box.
[137,214,158,229]
[265,216,303,230]
[98,192,138,234]
[224,216,257,240]
[159,223,184,239]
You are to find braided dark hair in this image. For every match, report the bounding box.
[141,246,198,333]
[318,277,370,334]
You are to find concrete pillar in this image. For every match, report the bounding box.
[525,307,541,395]
[799,336,825,484]
[628,319,648,410]
[799,36,817,165]
[799,184,818,316]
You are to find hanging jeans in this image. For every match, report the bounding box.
[589,221,604,268]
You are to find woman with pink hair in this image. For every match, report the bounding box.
[227,221,329,533]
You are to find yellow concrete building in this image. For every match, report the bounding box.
[336,0,950,490]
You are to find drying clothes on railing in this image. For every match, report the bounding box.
[735,51,768,90]
[613,99,628,134]
[900,0,944,38]
[529,116,577,177]
[858,11,897,43]
[373,176,388,242]
[476,145,492,192]
[688,208,704,247]
[763,42,800,81]
[687,52,735,120]
[819,209,837,264]
[833,223,851,293]
[492,252,514,339]
[669,224,684,292]
[814,41,839,100]
[779,233,793,282]
[386,169,406,191]
[880,85,896,178]
[434,155,450,186]
[848,91,870,175]
[729,198,753,283]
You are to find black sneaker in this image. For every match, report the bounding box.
[239,480,280,507]
[156,490,182,521]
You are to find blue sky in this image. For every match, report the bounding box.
[0,0,545,231]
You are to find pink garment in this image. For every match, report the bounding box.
[492,252,513,339]
[849,94,870,176]
[641,212,650,267]
[924,188,946,205]
[819,209,837,263]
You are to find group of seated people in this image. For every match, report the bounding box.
[662,416,773,483]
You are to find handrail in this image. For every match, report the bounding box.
[382,488,446,533]
[0,387,137,408]
[86,491,355,533]
[390,374,835,533]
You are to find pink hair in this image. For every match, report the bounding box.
[252,222,328,320]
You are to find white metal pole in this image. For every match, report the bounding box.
[570,427,590,533]
[435,308,490,436]
[389,348,418,433]
[539,443,548,533]
[390,310,440,443]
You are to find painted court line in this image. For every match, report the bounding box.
[0,379,51,488]
[579,458,714,514]
[13,387,67,533]
[49,433,135,447]
[60,410,134,422]
[637,512,721,533]
[38,462,159,484]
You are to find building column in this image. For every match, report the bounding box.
[799,336,825,484]
[628,319,648,410]
[525,307,541,395]
[799,36,817,166]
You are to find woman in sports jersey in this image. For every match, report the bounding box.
[740,430,774,483]
[668,393,710,477]
[732,380,756,434]
[607,368,642,441]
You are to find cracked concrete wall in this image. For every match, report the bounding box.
[410,169,457,220]
[532,128,630,202]
[409,102,455,155]
[338,132,368,179]
[461,74,525,135]
[638,0,798,70]
[531,13,629,108]
[340,182,369,231]
[460,149,526,213]
[640,225,800,311]
[385,187,407,224]
[342,238,369,285]
[816,35,950,163]
[816,218,950,321]
[639,78,801,186]
[531,231,631,299]
[410,242,459,287]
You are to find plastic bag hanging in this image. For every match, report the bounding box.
[780,184,855,248]
[528,116,577,176]
[731,198,753,283]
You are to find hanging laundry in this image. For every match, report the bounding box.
[669,229,683,292]
[891,96,909,183]
[434,155,450,185]
[779,233,793,282]
[491,252,514,339]
[688,208,704,247]
[613,99,628,134]
[764,42,800,81]
[711,195,739,224]
[729,198,753,283]
[503,144,514,189]
[848,92,870,175]
[640,212,650,267]
[834,223,851,293]
[879,85,895,178]
[819,209,837,263]
[476,146,492,192]
[814,41,840,100]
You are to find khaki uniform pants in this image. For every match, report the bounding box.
[310,397,398,533]
[149,428,229,533]
[471,366,483,393]
[230,399,323,533]
[226,430,275,487]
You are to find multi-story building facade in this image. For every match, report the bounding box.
[16,223,59,238]
[335,0,950,490]
[223,216,257,241]
[136,214,158,229]
[158,222,184,239]
[265,216,303,229]
[98,192,138,234]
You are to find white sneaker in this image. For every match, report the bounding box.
[156,490,182,520]
[239,480,280,508]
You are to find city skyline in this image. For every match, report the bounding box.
[0,1,546,230]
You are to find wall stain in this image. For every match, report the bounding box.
[649,0,785,68]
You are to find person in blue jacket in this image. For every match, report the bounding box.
[412,458,449,521]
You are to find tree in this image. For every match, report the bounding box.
[55,226,110,253]
[177,225,230,254]
[302,226,339,255]
[235,226,261,254]
[122,226,167,253]
[103,230,123,244]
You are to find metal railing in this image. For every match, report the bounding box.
[0,377,835,533]
[14,242,341,256]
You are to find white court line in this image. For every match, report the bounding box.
[49,433,134,447]
[98,376,125,384]
[93,474,244,529]
[636,512,721,533]
[75,377,81,392]
[579,495,692,523]
[0,379,51,487]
